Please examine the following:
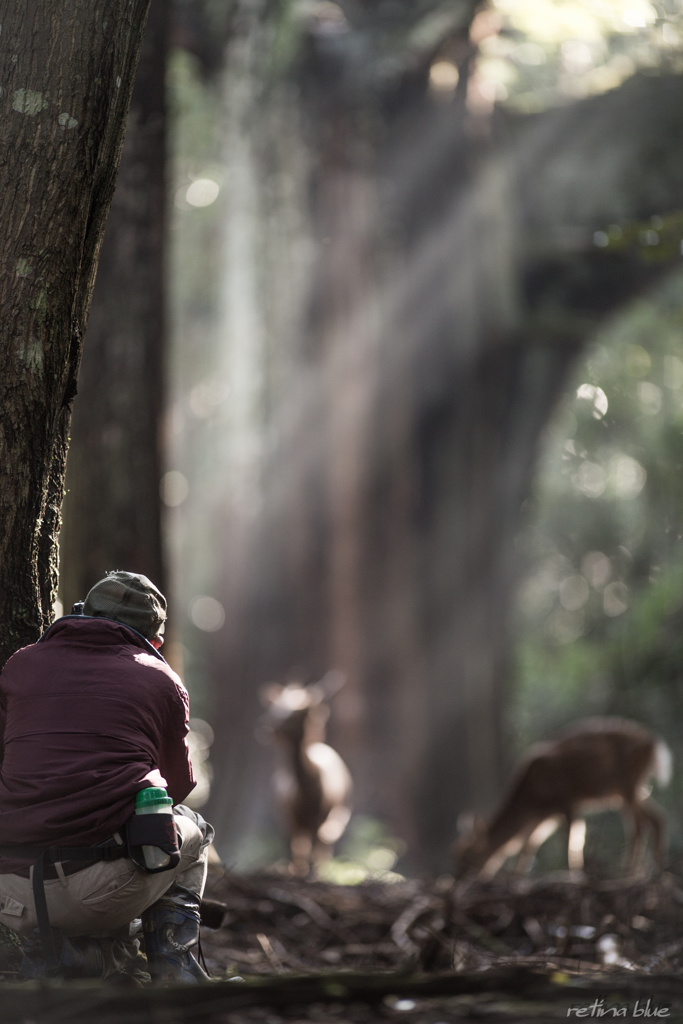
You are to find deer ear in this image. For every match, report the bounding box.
[315,669,346,700]
[314,702,331,725]
[306,685,324,707]
[259,682,283,708]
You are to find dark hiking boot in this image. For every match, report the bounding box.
[142,885,209,983]
[19,927,105,979]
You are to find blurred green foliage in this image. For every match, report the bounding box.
[318,816,407,885]
[512,267,683,857]
[227,815,407,883]
[480,0,683,114]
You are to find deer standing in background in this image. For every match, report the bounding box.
[259,672,353,875]
[454,718,671,878]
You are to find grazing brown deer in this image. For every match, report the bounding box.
[259,671,353,875]
[454,718,671,878]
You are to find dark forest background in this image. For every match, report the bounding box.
[58,0,683,876]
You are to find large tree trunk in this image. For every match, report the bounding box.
[0,1,151,667]
[60,0,168,612]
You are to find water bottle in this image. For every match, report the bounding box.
[135,787,173,870]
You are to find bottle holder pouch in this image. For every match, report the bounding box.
[125,813,180,874]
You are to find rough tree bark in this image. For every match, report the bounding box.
[0,2,151,667]
[59,0,168,612]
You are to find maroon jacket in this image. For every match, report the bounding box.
[0,617,195,872]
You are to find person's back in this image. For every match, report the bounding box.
[0,616,193,859]
[0,572,214,982]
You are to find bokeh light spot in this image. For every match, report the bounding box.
[576,383,608,418]
[186,178,220,208]
[572,460,606,498]
[559,574,589,611]
[611,455,646,498]
[637,381,662,415]
[429,61,460,94]
[365,847,398,871]
[581,551,611,590]
[160,470,189,507]
[603,581,629,616]
[190,596,225,632]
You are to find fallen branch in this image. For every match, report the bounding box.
[1,966,683,1024]
[391,896,438,955]
[266,886,352,940]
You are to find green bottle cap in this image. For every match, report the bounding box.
[135,787,172,808]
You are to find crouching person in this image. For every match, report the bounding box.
[0,572,215,982]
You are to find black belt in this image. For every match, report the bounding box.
[0,841,128,972]
[13,852,106,880]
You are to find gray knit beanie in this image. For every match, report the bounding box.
[83,571,167,640]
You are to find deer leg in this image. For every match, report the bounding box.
[290,833,313,876]
[312,839,334,870]
[318,805,351,845]
[567,817,586,871]
[624,801,646,874]
[480,834,527,879]
[480,847,515,879]
[514,839,536,876]
[515,817,561,874]
[637,799,666,868]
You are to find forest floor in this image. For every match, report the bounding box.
[2,868,683,1022]
[202,865,683,977]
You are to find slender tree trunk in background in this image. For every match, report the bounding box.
[405,342,579,866]
[60,0,168,612]
[0,1,151,668]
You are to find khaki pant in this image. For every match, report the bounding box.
[0,807,212,974]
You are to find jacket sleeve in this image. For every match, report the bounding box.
[157,676,196,805]
[0,693,6,767]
